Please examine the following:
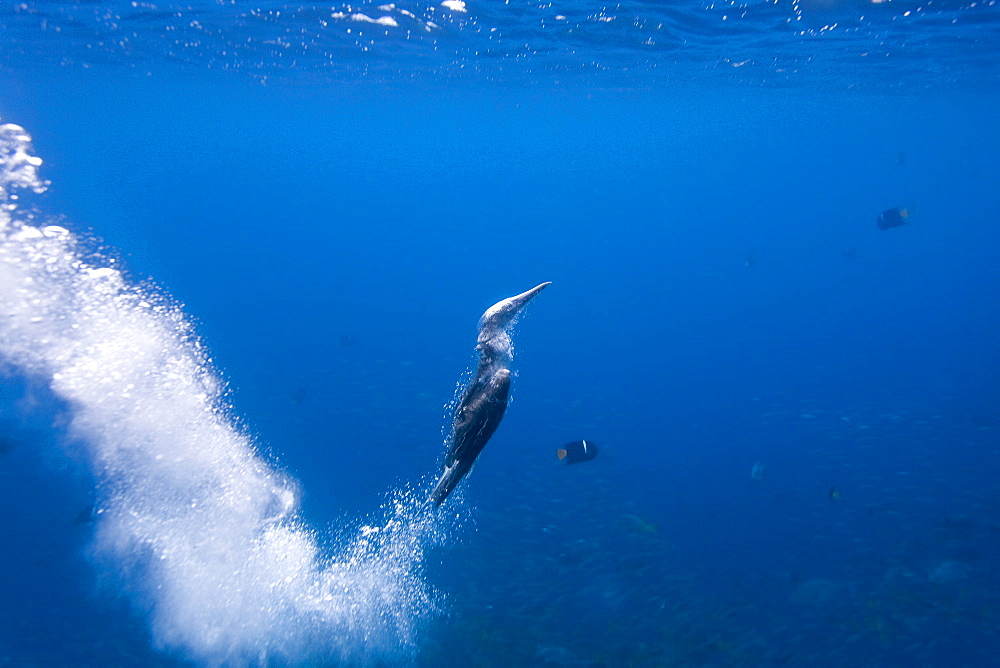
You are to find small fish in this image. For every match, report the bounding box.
[556,439,599,464]
[828,486,840,503]
[74,504,98,525]
[621,513,657,534]
[877,207,910,230]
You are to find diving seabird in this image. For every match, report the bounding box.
[427,282,550,507]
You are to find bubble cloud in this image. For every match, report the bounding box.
[0,121,444,665]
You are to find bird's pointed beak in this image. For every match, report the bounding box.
[479,282,551,330]
[507,282,551,310]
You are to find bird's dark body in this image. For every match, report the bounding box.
[427,367,510,507]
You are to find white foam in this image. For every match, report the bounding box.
[0,123,48,212]
[351,13,400,27]
[0,121,446,664]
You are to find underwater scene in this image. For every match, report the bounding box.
[1,0,999,666]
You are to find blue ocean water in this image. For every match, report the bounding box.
[1,0,999,665]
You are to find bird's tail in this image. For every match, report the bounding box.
[425,463,461,508]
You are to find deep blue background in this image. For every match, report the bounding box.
[2,63,999,664]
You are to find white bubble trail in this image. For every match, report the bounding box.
[0,121,444,665]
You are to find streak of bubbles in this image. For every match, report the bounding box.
[0,120,458,665]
